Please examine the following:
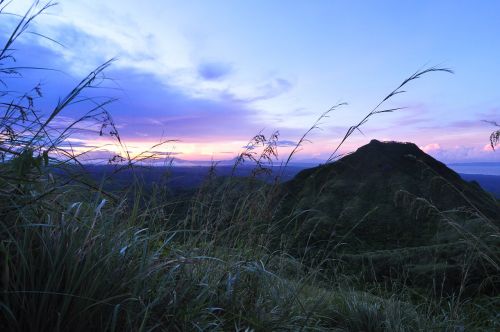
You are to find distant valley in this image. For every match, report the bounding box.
[81,161,500,198]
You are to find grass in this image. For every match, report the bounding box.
[1,1,499,331]
[4,195,495,331]
[484,120,500,150]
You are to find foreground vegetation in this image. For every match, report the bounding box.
[1,1,499,331]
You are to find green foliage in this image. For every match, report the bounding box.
[0,1,499,331]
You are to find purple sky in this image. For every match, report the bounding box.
[2,0,499,163]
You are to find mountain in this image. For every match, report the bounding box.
[459,173,500,197]
[169,157,235,167]
[279,140,499,293]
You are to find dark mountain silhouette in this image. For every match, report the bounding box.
[279,140,499,293]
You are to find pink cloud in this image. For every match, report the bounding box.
[422,144,499,163]
[420,143,441,153]
[482,144,494,152]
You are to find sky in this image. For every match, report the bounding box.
[2,0,500,163]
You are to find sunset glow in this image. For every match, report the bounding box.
[3,0,499,163]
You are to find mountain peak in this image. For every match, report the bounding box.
[284,140,499,245]
[356,139,424,158]
[280,140,499,294]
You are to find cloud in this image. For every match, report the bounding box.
[197,62,232,80]
[2,0,294,112]
[221,77,293,104]
[277,140,298,147]
[417,112,500,131]
[423,144,499,163]
[249,78,293,102]
[106,69,265,140]
[0,39,266,144]
[148,151,183,156]
[4,1,499,163]
[420,143,441,153]
[76,149,118,163]
[482,144,494,152]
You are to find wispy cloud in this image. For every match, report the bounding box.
[4,0,293,113]
[277,140,298,147]
[197,61,232,81]
[235,78,293,103]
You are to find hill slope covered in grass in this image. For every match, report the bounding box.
[279,140,499,294]
[282,140,499,244]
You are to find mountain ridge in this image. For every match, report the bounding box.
[277,139,499,292]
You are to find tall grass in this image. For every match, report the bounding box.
[484,120,500,150]
[1,1,499,331]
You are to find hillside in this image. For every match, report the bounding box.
[283,140,498,247]
[279,140,499,292]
